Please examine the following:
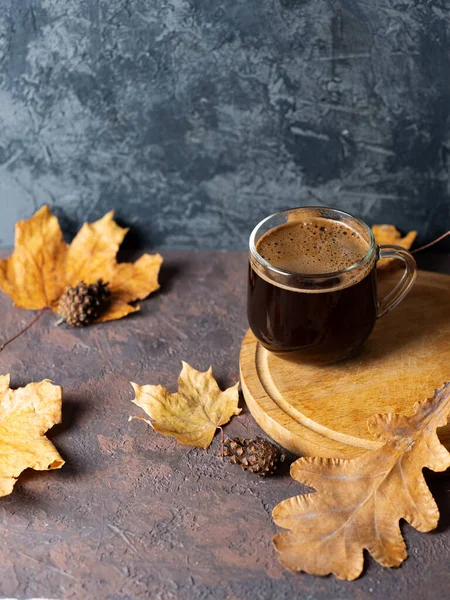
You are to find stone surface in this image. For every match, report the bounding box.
[0,2,449,249]
[0,250,447,599]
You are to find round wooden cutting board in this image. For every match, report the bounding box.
[240,270,450,458]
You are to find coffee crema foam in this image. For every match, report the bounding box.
[254,217,374,293]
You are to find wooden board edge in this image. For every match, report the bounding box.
[240,331,366,458]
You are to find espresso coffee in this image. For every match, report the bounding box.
[247,217,378,363]
[256,217,368,275]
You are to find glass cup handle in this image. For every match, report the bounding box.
[377,245,417,319]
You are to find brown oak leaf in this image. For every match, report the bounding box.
[0,205,162,322]
[130,362,241,448]
[0,375,64,496]
[372,225,417,269]
[273,382,450,581]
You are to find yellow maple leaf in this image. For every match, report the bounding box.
[273,382,450,581]
[372,225,417,269]
[372,224,417,248]
[130,361,241,448]
[0,375,64,496]
[0,205,162,322]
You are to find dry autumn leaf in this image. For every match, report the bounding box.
[0,205,162,323]
[0,375,64,496]
[372,224,417,248]
[372,225,417,269]
[130,361,241,448]
[273,381,450,581]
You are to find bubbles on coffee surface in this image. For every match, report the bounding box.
[256,218,369,276]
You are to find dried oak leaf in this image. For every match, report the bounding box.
[0,205,162,322]
[372,225,417,269]
[130,361,241,448]
[0,375,64,496]
[273,382,450,581]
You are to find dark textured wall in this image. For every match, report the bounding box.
[0,0,449,249]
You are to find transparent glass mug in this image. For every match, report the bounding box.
[247,207,417,364]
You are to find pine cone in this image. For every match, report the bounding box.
[224,437,286,476]
[58,279,111,326]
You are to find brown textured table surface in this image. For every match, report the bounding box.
[0,250,448,600]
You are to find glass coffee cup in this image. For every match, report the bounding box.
[247,207,417,365]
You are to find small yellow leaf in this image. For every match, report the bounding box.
[0,205,162,323]
[273,382,450,581]
[130,362,241,449]
[0,375,64,497]
[372,225,417,269]
[372,224,417,248]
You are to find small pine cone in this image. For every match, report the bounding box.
[223,437,286,476]
[58,279,111,326]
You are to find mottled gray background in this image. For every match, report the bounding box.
[0,0,449,249]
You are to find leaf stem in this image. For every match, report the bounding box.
[0,307,50,352]
[412,231,450,254]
